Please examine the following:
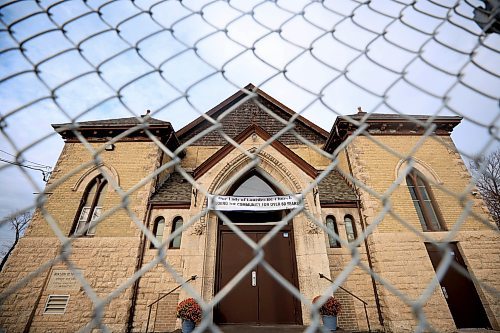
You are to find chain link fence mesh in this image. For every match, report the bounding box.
[0,0,499,332]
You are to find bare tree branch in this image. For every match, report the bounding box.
[0,211,32,271]
[470,149,500,228]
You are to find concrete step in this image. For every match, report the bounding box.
[217,326,367,333]
[159,325,500,333]
[457,328,500,333]
[164,325,370,333]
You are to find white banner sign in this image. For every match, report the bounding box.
[208,195,302,211]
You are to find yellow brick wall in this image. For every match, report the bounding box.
[0,140,164,333]
[367,231,499,332]
[180,146,218,170]
[25,141,162,237]
[321,207,382,332]
[132,208,186,332]
[0,238,59,332]
[346,135,493,233]
[2,130,497,333]
[369,232,456,332]
[343,134,500,331]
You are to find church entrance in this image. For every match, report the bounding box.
[213,172,302,325]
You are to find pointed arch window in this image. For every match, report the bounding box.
[73,175,107,236]
[222,170,284,224]
[325,215,340,248]
[169,216,183,249]
[232,174,278,196]
[150,216,165,248]
[406,170,444,231]
[344,215,357,242]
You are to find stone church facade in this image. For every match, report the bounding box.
[0,85,498,332]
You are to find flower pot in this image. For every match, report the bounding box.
[322,315,338,331]
[182,319,195,333]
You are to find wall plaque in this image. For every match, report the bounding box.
[46,269,81,291]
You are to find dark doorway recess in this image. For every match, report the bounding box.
[425,243,491,329]
[215,224,302,325]
[221,210,283,224]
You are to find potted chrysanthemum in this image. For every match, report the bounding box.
[176,298,202,333]
[313,295,342,331]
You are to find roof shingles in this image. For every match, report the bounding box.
[318,170,357,203]
[151,172,192,203]
[151,171,356,204]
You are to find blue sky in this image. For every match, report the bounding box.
[0,0,499,243]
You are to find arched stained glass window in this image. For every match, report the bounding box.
[326,215,340,248]
[73,175,107,236]
[406,170,445,231]
[169,216,183,249]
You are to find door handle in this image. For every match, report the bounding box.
[251,271,257,287]
[441,286,448,299]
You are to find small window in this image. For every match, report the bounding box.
[44,295,70,314]
[325,215,340,248]
[406,170,445,231]
[73,175,107,236]
[169,216,183,249]
[344,215,357,242]
[151,216,165,248]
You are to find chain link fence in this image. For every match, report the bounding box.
[0,0,499,332]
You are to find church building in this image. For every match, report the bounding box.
[0,84,498,332]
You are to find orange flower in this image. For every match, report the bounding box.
[312,295,342,316]
[176,298,202,323]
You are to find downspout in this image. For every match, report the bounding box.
[127,143,165,332]
[345,148,384,328]
[126,203,152,333]
[23,258,54,333]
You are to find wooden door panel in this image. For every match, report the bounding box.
[257,232,298,324]
[216,232,259,323]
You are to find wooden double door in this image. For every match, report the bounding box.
[215,225,302,324]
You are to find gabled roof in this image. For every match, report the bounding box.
[176,83,329,145]
[193,123,318,180]
[324,110,463,153]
